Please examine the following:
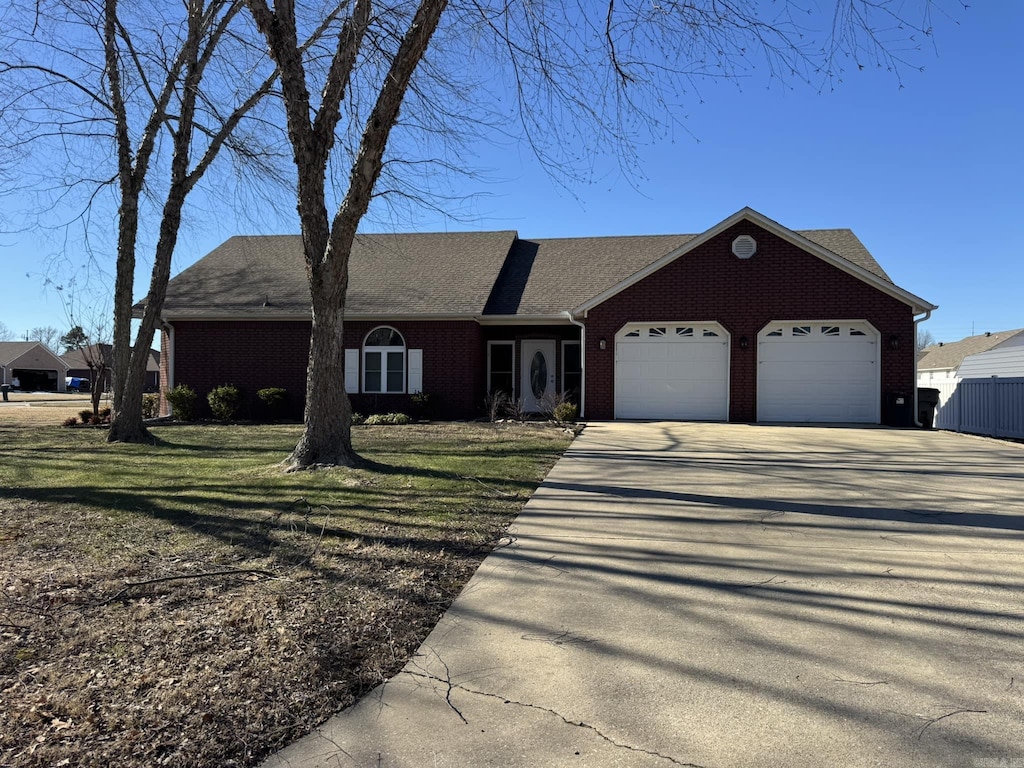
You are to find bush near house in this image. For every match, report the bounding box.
[207,384,241,422]
[165,384,197,422]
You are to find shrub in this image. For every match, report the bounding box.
[257,387,287,408]
[410,391,434,420]
[553,401,579,424]
[79,409,94,423]
[484,391,509,422]
[503,396,527,422]
[364,412,411,425]
[165,384,197,422]
[351,412,366,425]
[141,393,160,419]
[98,407,111,420]
[208,384,241,422]
[62,416,77,427]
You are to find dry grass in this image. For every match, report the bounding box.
[0,416,573,767]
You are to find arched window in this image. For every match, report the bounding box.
[363,326,405,393]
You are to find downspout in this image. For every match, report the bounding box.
[912,309,933,427]
[563,310,585,419]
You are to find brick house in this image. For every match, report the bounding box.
[149,208,935,423]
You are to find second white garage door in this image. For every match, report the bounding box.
[615,322,729,420]
[757,321,879,423]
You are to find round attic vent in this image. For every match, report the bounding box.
[732,235,757,259]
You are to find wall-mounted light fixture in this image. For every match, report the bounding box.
[889,334,900,350]
[599,338,607,350]
[739,336,749,349]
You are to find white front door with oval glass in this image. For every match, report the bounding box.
[521,340,556,413]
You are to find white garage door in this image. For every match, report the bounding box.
[615,323,729,420]
[757,322,879,423]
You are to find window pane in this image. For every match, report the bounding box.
[365,351,381,392]
[366,327,403,346]
[386,351,403,392]
[563,343,581,373]
[491,372,514,395]
[491,343,513,372]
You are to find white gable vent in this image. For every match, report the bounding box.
[732,235,757,259]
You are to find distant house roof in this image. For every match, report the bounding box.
[918,329,1024,371]
[0,341,69,370]
[61,344,160,372]
[146,208,927,321]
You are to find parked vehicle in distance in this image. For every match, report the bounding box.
[66,377,91,393]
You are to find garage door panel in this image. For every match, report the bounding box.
[758,323,878,423]
[615,323,728,420]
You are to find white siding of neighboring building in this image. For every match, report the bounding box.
[957,347,1024,379]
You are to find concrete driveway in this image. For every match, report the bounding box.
[264,423,1024,768]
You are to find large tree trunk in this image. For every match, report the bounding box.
[285,291,358,470]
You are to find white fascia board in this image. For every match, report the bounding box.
[475,315,574,326]
[573,206,938,315]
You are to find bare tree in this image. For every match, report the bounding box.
[27,325,61,352]
[241,0,957,470]
[0,320,13,341]
[1,0,287,441]
[917,328,937,351]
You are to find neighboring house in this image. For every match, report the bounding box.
[917,329,1024,438]
[917,329,1024,387]
[62,345,162,393]
[0,342,70,392]
[143,207,935,423]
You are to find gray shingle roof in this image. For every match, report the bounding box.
[918,329,1024,371]
[160,231,518,317]
[61,344,160,372]
[156,226,893,319]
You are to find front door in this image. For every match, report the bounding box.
[521,340,556,413]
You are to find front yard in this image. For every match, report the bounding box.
[0,414,573,767]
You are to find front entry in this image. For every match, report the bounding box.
[521,340,556,412]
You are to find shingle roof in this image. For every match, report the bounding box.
[484,229,889,315]
[0,341,42,366]
[0,342,68,369]
[157,225,892,320]
[61,344,160,372]
[159,231,518,317]
[918,329,1024,371]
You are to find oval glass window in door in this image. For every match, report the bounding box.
[530,351,547,399]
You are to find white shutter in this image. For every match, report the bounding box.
[344,349,359,393]
[408,349,423,394]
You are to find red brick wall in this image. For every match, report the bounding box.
[583,222,917,422]
[165,319,484,420]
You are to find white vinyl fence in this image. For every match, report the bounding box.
[932,377,1024,439]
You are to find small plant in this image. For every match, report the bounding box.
[539,390,570,421]
[79,409,94,423]
[165,384,197,422]
[410,391,434,420]
[503,396,527,422]
[208,384,241,422]
[141,393,160,419]
[62,416,77,427]
[484,390,509,422]
[364,412,411,425]
[257,387,287,420]
[98,406,111,420]
[351,412,366,425]
[553,401,579,424]
[88,415,103,425]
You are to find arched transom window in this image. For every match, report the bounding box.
[363,327,406,393]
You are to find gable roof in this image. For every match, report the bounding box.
[153,208,932,321]
[573,208,933,314]
[918,329,1024,371]
[0,341,69,370]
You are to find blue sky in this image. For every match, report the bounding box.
[1,2,1021,346]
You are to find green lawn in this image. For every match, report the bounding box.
[0,420,573,767]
